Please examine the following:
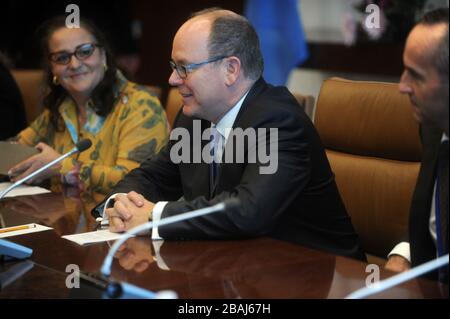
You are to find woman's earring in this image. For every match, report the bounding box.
[52,75,59,86]
[103,63,108,73]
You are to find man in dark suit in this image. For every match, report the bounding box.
[386,8,448,282]
[100,8,365,260]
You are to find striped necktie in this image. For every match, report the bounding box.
[210,126,223,192]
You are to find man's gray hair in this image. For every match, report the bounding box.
[419,8,449,80]
[191,8,264,81]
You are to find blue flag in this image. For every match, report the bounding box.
[245,0,309,86]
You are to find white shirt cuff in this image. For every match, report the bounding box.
[388,242,411,262]
[152,240,169,270]
[151,201,168,240]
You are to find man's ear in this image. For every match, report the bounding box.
[224,56,241,86]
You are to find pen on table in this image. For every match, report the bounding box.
[0,224,36,234]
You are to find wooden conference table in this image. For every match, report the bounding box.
[0,190,447,299]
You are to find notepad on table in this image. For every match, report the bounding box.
[62,229,133,246]
[0,182,50,198]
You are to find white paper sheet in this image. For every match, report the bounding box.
[62,229,133,246]
[0,182,51,198]
[0,223,53,238]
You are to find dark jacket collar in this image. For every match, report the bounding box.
[233,77,268,126]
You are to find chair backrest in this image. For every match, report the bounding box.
[11,69,45,124]
[291,92,315,120]
[314,78,422,260]
[166,88,183,129]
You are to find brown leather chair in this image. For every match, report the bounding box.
[11,69,45,124]
[314,78,422,264]
[165,87,183,129]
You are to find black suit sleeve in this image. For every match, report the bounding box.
[112,140,184,203]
